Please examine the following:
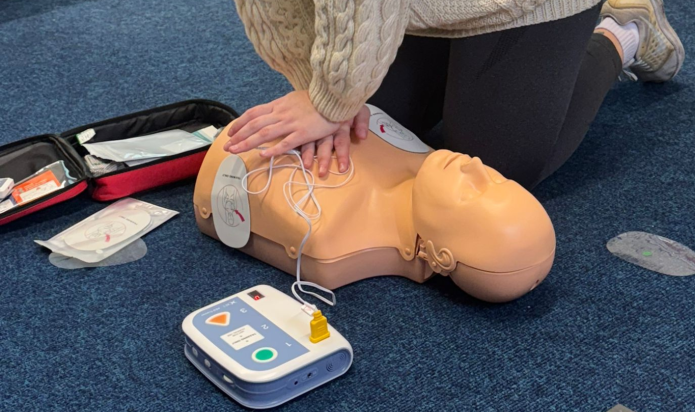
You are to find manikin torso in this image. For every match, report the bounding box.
[194,117,556,303]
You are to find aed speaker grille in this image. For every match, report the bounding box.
[326,352,349,372]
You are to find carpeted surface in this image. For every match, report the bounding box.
[1,1,693,411]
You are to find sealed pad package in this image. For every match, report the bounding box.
[35,198,178,263]
[82,126,220,163]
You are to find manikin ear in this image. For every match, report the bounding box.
[423,240,456,275]
[459,157,493,202]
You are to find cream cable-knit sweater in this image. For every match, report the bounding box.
[234,0,600,122]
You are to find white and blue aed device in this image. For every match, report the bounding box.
[182,284,353,409]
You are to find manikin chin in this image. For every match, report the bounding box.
[194,122,556,303]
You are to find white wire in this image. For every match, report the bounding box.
[240,148,354,308]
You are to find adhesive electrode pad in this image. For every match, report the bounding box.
[49,238,148,269]
[212,154,251,248]
[36,198,177,263]
[366,104,430,153]
[63,209,151,251]
[607,231,695,276]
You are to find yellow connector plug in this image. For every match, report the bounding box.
[309,310,330,343]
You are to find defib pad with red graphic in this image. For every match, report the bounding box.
[63,209,151,251]
[212,154,251,249]
[366,104,430,153]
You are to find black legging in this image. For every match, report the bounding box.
[367,4,622,189]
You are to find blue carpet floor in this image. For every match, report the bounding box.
[1,1,694,411]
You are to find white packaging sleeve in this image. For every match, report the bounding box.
[35,198,178,263]
[81,126,219,163]
[0,178,13,200]
[49,238,148,269]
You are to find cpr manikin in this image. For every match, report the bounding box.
[193,110,556,303]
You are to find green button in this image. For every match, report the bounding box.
[255,349,273,360]
[253,348,276,362]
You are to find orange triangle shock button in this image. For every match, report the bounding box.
[206,312,230,327]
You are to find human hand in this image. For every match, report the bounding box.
[298,122,350,177]
[224,91,371,177]
[350,104,370,141]
[298,105,370,177]
[224,90,341,159]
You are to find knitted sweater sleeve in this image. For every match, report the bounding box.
[235,0,410,123]
[233,0,315,90]
[309,0,410,122]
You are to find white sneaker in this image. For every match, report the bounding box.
[601,0,685,82]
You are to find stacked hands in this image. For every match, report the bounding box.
[223,91,370,177]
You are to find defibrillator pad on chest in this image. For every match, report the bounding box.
[365,104,430,153]
[212,154,251,248]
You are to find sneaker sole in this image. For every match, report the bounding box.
[652,0,685,80]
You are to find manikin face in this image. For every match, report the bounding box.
[413,150,556,301]
[424,150,508,201]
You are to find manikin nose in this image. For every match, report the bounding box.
[459,157,493,200]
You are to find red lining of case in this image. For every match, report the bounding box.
[0,181,88,226]
[90,151,207,201]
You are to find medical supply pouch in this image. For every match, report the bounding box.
[0,99,237,226]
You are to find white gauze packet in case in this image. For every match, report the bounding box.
[81,126,220,163]
[0,161,77,215]
[0,178,13,199]
[35,198,178,263]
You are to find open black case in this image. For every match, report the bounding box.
[0,99,238,226]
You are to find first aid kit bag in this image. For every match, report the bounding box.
[0,100,237,226]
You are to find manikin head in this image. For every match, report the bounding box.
[412,150,556,303]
